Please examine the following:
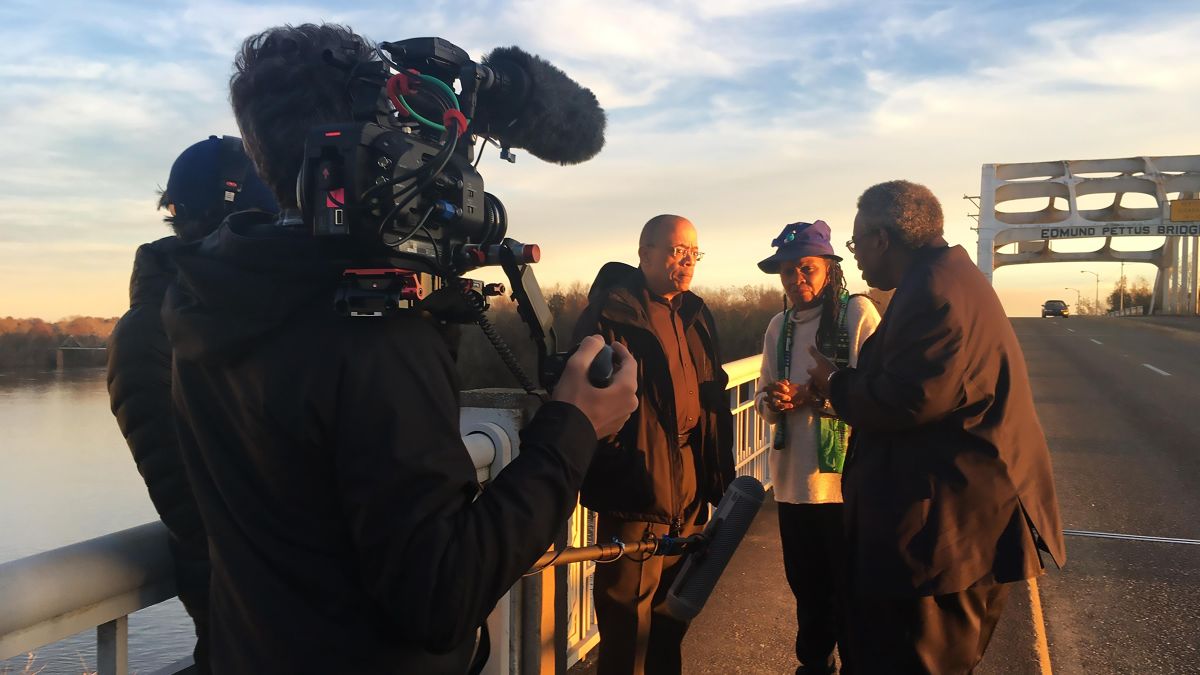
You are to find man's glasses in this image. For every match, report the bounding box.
[656,245,705,262]
[846,228,885,253]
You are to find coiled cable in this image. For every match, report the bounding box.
[461,285,542,398]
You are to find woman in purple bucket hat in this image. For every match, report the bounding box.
[755,220,881,674]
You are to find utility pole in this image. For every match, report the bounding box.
[1081,270,1100,315]
[1119,261,1125,314]
[1065,287,1082,315]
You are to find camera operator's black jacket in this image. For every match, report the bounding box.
[573,262,734,526]
[106,236,210,669]
[162,211,597,674]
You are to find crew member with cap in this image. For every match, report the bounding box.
[107,135,277,673]
[755,220,880,674]
[573,214,734,675]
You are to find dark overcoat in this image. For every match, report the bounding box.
[161,212,598,673]
[572,262,735,526]
[830,244,1066,597]
[107,236,210,661]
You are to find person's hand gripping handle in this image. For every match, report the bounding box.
[552,335,638,438]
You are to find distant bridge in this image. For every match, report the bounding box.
[55,337,106,369]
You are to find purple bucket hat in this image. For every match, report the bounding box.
[757,220,842,274]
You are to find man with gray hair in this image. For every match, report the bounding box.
[573,215,734,674]
[807,180,1066,672]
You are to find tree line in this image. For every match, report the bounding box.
[1066,276,1155,316]
[455,283,891,390]
[0,316,118,369]
[1105,276,1153,314]
[2,282,891,378]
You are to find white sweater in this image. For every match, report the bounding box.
[754,296,881,504]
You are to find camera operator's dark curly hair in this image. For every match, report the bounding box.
[856,180,944,249]
[230,23,376,208]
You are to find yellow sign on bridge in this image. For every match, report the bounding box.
[1170,199,1200,222]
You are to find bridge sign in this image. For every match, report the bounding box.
[1170,199,1200,222]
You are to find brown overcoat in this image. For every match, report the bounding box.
[573,262,735,527]
[830,244,1066,597]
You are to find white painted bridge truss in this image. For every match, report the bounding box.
[976,155,1200,314]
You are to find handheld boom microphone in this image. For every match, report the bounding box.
[526,476,765,618]
[663,475,766,622]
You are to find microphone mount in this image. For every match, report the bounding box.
[529,533,708,571]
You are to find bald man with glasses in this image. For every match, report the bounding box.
[572,215,735,675]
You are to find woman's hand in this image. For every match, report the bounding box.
[764,378,808,413]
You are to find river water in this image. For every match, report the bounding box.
[0,367,193,674]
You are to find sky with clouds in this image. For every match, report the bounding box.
[2,0,1199,319]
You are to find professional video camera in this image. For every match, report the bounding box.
[298,37,608,391]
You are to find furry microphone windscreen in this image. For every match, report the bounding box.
[478,46,607,165]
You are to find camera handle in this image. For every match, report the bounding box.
[496,240,613,391]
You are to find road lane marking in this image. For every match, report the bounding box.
[1089,339,1102,345]
[1029,577,1053,675]
[1063,529,1199,545]
[1066,328,1075,333]
[1142,364,1172,376]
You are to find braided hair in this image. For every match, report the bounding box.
[815,259,847,357]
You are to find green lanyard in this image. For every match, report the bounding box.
[771,294,851,454]
[778,309,795,383]
[773,309,796,450]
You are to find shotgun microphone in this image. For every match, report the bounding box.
[525,476,764,582]
[663,475,766,622]
[473,46,606,165]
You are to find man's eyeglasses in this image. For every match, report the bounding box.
[655,245,705,262]
[845,234,873,253]
[846,228,885,253]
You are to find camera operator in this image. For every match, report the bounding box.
[162,23,638,674]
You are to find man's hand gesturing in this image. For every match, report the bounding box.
[805,345,838,398]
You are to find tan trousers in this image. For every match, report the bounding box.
[592,513,704,675]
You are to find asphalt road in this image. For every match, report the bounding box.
[572,317,1200,674]
[1007,317,1200,674]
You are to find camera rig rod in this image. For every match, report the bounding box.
[531,533,707,569]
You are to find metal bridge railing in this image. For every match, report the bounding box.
[0,356,771,675]
[0,522,182,675]
[723,355,772,489]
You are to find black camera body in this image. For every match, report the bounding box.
[297,37,607,391]
[301,122,498,271]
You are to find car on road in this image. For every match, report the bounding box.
[1042,299,1069,318]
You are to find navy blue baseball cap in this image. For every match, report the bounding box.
[162,135,277,218]
[757,220,841,273]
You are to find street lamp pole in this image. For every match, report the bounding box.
[1119,261,1125,314]
[1065,287,1082,315]
[1081,270,1100,315]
